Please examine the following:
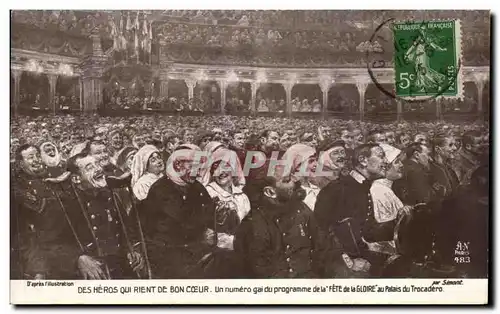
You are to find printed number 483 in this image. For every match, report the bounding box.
[399,73,415,89]
[454,257,470,264]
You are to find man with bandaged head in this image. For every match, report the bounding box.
[143,145,219,278]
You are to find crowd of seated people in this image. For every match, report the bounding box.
[401,97,481,114]
[18,93,80,111]
[11,10,108,37]
[160,10,489,31]
[157,21,487,66]
[104,94,230,113]
[157,22,354,52]
[10,104,490,281]
[12,10,489,66]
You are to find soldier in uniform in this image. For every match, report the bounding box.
[64,152,145,279]
[143,146,218,279]
[314,143,389,277]
[234,165,342,278]
[87,140,123,177]
[11,144,80,279]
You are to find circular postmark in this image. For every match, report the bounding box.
[366,17,462,103]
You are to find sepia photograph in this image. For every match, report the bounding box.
[9,7,491,305]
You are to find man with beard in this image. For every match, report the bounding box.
[314,143,388,277]
[39,142,66,178]
[63,152,144,279]
[108,130,124,166]
[259,130,281,158]
[142,147,218,278]
[452,131,486,186]
[11,145,78,279]
[392,142,434,206]
[212,128,223,142]
[234,165,342,278]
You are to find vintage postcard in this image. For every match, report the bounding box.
[9,9,490,305]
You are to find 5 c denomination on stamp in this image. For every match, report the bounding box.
[392,20,462,99]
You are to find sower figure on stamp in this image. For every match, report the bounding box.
[315,143,391,277]
[142,146,219,279]
[234,163,343,278]
[63,152,145,279]
[11,144,80,279]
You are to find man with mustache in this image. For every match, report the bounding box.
[63,152,144,279]
[314,140,347,188]
[88,141,123,177]
[234,165,341,278]
[314,143,389,277]
[11,145,78,279]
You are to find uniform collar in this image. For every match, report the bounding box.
[350,169,367,184]
[373,178,393,188]
[302,182,320,193]
[207,181,243,197]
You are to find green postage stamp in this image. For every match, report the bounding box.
[393,20,462,99]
